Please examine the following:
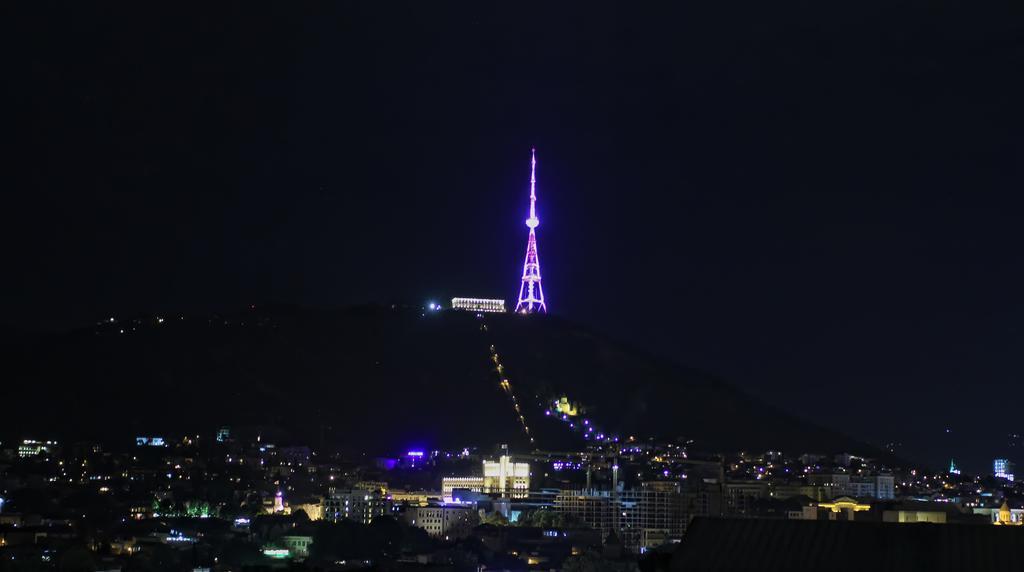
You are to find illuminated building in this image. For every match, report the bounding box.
[128,503,152,520]
[483,455,530,496]
[807,473,895,499]
[216,426,231,442]
[881,508,946,523]
[994,459,1015,481]
[18,440,57,458]
[818,497,872,520]
[949,459,961,475]
[991,501,1023,525]
[515,148,547,313]
[324,488,391,524]
[554,396,579,417]
[290,500,323,520]
[390,490,433,506]
[353,481,389,495]
[972,502,1024,525]
[441,477,485,500]
[451,298,506,313]
[554,483,689,552]
[273,491,285,513]
[441,454,531,500]
[793,498,952,524]
[135,436,165,447]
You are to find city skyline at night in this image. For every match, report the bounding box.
[6,4,1024,471]
[5,3,1024,569]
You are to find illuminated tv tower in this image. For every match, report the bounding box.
[515,148,547,313]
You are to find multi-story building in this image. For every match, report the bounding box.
[442,454,530,500]
[994,459,1015,481]
[807,473,895,499]
[483,455,530,497]
[390,490,434,507]
[681,484,723,525]
[402,504,479,539]
[280,534,314,558]
[324,488,391,524]
[442,477,484,499]
[554,490,616,535]
[18,440,57,458]
[723,481,770,515]
[353,481,388,495]
[554,482,689,553]
[291,498,324,520]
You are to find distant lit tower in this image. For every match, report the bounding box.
[515,148,547,313]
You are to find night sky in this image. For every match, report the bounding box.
[7,2,1024,470]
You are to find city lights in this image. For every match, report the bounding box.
[8,4,1014,570]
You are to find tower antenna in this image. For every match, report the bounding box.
[515,147,547,313]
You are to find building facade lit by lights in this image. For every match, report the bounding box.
[135,436,166,447]
[554,482,689,553]
[441,454,530,501]
[991,501,1024,525]
[18,440,57,458]
[451,298,507,313]
[483,454,530,495]
[325,487,391,524]
[554,396,580,417]
[390,490,432,507]
[995,459,1015,481]
[806,473,895,499]
[290,499,324,520]
[515,148,547,314]
[441,477,484,501]
[817,497,872,519]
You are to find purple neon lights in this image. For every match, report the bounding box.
[515,148,547,314]
[544,399,620,445]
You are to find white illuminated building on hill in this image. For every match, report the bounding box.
[451,298,506,313]
[441,453,530,500]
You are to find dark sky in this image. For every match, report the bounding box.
[6,2,1024,471]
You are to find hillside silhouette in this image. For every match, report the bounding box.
[2,304,879,457]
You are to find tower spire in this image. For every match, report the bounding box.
[516,147,547,314]
[528,147,538,224]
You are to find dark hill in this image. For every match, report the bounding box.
[1,304,877,457]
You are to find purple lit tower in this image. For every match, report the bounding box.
[515,148,547,313]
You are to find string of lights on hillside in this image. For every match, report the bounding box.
[476,316,626,449]
[543,398,621,445]
[479,320,535,445]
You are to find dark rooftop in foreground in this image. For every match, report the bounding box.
[672,517,1024,572]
